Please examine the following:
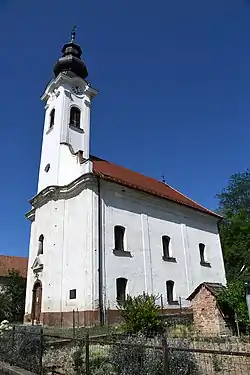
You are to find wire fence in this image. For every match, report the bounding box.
[1,325,250,374]
[0,325,43,374]
[43,332,250,375]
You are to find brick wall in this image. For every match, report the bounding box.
[191,285,229,336]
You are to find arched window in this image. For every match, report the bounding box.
[114,226,125,251]
[162,235,170,258]
[116,278,127,304]
[166,280,175,304]
[49,109,55,128]
[199,243,205,264]
[37,234,44,256]
[69,106,81,128]
[199,243,211,267]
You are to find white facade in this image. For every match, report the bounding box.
[37,73,97,193]
[25,43,226,325]
[101,181,226,309]
[25,170,226,319]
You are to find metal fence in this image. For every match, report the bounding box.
[43,333,250,375]
[0,325,43,374]
[0,326,250,374]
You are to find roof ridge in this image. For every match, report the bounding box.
[0,254,28,259]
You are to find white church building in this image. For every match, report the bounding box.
[24,30,226,326]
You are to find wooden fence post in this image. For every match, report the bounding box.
[77,308,80,329]
[73,309,76,339]
[235,312,240,337]
[162,337,169,375]
[85,331,90,375]
[39,327,43,375]
[11,325,15,366]
[160,294,164,314]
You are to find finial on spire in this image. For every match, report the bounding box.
[71,25,77,43]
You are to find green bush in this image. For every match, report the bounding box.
[119,293,164,336]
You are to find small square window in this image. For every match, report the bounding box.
[69,289,76,299]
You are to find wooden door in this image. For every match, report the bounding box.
[31,281,42,323]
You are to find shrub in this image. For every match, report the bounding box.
[110,335,162,375]
[119,293,164,336]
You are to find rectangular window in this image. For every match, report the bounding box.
[69,289,76,299]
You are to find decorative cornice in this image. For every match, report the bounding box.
[41,73,98,102]
[27,172,95,213]
[84,99,91,108]
[26,208,35,222]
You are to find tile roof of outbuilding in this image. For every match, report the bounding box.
[0,255,28,278]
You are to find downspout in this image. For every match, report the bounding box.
[97,176,104,325]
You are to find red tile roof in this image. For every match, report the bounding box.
[0,255,28,278]
[187,282,225,301]
[92,156,220,219]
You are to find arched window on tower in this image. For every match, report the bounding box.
[37,235,44,256]
[49,109,55,129]
[69,106,81,128]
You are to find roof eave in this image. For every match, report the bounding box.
[94,172,222,220]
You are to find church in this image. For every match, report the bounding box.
[24,30,226,326]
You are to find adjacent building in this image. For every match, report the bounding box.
[0,255,27,290]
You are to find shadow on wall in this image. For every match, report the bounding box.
[102,181,219,235]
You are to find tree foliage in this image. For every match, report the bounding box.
[218,280,249,330]
[216,170,250,280]
[0,269,26,323]
[119,293,164,336]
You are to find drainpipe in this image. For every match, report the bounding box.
[97,177,104,325]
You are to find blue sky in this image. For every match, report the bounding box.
[0,0,249,257]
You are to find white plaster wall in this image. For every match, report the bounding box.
[37,75,95,194]
[37,97,61,192]
[101,181,226,310]
[25,185,98,318]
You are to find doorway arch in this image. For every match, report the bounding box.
[31,280,42,324]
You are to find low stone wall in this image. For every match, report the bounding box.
[0,361,35,375]
[25,307,193,328]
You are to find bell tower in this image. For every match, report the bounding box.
[37,28,98,193]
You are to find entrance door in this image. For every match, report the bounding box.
[31,281,42,324]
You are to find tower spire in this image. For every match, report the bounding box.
[53,28,88,80]
[71,25,77,43]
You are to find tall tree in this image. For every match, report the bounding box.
[216,170,250,280]
[0,269,26,323]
